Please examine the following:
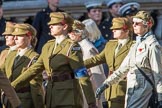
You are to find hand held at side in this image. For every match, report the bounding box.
[95,83,109,99]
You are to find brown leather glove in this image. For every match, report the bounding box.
[88,103,98,108]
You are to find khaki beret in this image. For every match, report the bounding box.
[72,20,85,31]
[133,11,152,22]
[110,17,133,31]
[48,12,74,26]
[2,22,15,35]
[48,12,65,25]
[132,11,154,28]
[12,23,37,37]
[48,12,74,32]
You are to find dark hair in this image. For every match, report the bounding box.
[108,2,123,9]
[62,12,74,32]
[87,6,102,12]
[0,0,2,6]
[123,8,138,17]
[150,10,159,33]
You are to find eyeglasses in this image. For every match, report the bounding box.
[71,30,81,34]
[71,29,82,34]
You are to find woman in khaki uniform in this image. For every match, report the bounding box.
[0,22,17,67]
[10,12,96,108]
[0,23,44,108]
[84,17,134,108]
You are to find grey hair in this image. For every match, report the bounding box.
[82,19,101,42]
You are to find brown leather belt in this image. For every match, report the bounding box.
[16,86,30,93]
[48,73,73,82]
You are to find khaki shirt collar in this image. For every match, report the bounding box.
[17,45,32,56]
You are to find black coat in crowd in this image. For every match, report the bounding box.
[0,17,6,52]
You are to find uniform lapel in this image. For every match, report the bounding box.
[53,43,62,54]
[116,40,131,57]
[50,38,68,58]
[111,42,118,66]
[48,40,56,58]
[6,51,17,78]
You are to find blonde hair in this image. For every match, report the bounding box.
[25,24,38,48]
[82,19,101,42]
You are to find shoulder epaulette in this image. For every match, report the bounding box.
[108,40,118,44]
[67,38,74,43]
[109,40,118,42]
[5,47,9,50]
[145,35,157,46]
[47,39,55,43]
[133,40,136,43]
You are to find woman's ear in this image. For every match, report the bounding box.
[63,24,68,30]
[28,35,32,43]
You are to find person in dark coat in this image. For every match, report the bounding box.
[32,0,63,54]
[118,2,140,40]
[84,0,111,42]
[0,0,6,53]
[102,0,123,41]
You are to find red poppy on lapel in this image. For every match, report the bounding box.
[138,48,143,52]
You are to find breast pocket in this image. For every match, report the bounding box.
[136,51,150,69]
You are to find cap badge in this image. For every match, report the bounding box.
[15,28,19,32]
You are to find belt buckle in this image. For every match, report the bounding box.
[62,74,69,81]
[52,75,59,82]
[51,73,72,82]
[48,76,53,81]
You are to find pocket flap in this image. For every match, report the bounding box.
[54,79,76,89]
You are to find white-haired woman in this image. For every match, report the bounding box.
[82,19,106,52]
[82,19,108,76]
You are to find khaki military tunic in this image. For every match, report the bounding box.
[11,38,95,108]
[0,46,17,67]
[0,48,9,67]
[84,39,134,108]
[0,48,44,108]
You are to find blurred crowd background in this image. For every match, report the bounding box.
[1,0,162,39]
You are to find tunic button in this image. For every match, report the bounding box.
[103,26,105,29]
[106,34,108,37]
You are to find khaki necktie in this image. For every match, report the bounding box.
[115,43,122,56]
[13,55,21,66]
[53,43,59,54]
